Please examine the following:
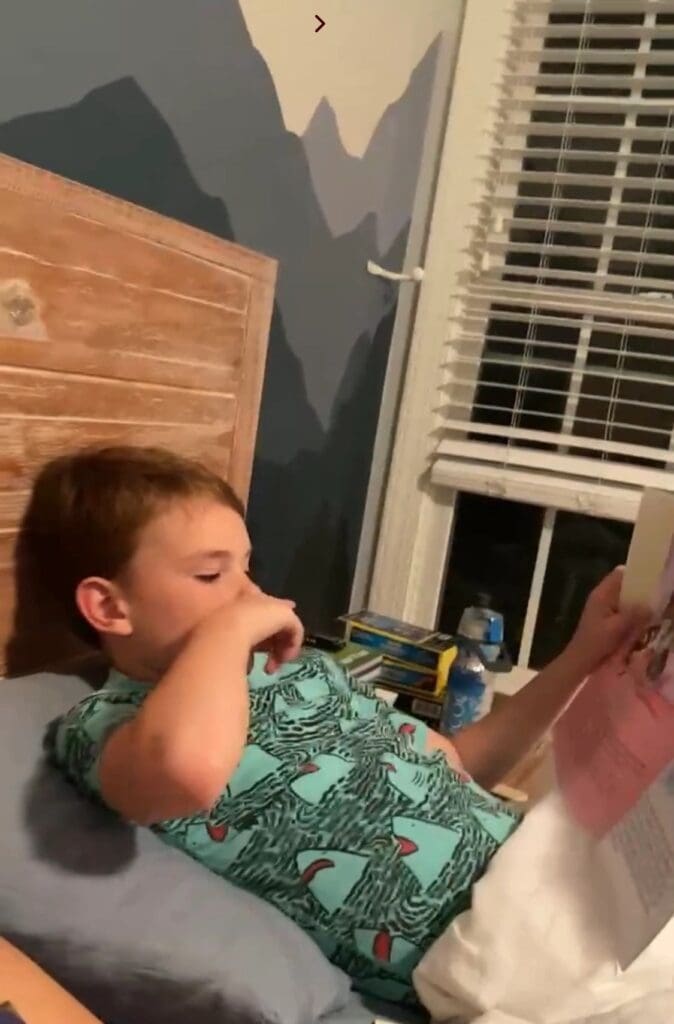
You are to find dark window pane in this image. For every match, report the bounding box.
[530,512,633,669]
[438,493,543,661]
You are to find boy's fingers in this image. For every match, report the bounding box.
[621,604,651,633]
[621,608,652,648]
[265,648,281,674]
[631,604,652,625]
[593,565,625,605]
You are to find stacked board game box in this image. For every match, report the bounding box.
[340,609,457,724]
[330,639,382,683]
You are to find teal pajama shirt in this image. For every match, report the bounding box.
[46,649,520,1003]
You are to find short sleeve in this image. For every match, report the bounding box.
[44,688,143,802]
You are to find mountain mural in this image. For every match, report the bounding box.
[0,0,438,428]
[302,36,440,254]
[0,0,439,626]
[0,78,237,241]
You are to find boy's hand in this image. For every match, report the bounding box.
[200,586,304,675]
[564,566,650,677]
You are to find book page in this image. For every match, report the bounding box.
[554,651,674,838]
[554,509,674,962]
[598,766,674,966]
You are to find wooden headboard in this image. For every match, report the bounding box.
[0,154,276,676]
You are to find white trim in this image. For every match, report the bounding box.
[368,0,519,626]
[518,509,555,669]
[495,665,536,696]
[350,6,466,611]
[431,458,643,521]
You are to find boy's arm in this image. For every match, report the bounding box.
[432,568,647,791]
[99,592,302,825]
[431,650,587,791]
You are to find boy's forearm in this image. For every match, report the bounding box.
[452,649,588,790]
[133,622,250,797]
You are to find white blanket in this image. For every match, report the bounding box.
[413,790,674,1023]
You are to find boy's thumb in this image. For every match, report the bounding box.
[621,606,651,646]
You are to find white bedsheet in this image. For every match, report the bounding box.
[413,790,674,1023]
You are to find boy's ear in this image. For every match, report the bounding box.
[75,577,133,637]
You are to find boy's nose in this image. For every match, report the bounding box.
[241,575,261,597]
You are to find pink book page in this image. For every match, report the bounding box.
[554,658,674,836]
[555,542,674,837]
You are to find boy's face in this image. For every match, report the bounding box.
[112,497,253,674]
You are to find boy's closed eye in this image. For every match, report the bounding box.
[189,547,252,584]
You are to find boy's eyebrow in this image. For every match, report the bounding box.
[187,548,252,561]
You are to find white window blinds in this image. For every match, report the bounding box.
[432,0,674,521]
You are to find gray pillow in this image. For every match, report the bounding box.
[0,671,352,1024]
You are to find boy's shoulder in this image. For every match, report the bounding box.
[72,671,148,716]
[45,671,147,754]
[44,673,147,799]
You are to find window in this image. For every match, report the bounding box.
[369,0,674,685]
[439,493,632,669]
[435,0,674,680]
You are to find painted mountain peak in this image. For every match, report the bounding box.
[302,35,440,253]
[0,76,236,239]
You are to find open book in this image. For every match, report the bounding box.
[554,489,674,968]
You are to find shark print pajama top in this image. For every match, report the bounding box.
[46,649,521,1004]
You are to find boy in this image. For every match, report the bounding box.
[36,447,642,1004]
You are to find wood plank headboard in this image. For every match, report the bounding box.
[0,154,276,676]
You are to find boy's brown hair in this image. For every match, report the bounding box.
[22,446,244,647]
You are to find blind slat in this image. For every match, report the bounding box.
[448,350,674,388]
[517,1,674,16]
[464,281,674,319]
[486,242,674,268]
[502,97,674,113]
[438,419,674,466]
[516,24,671,39]
[504,73,674,90]
[446,400,674,438]
[497,218,674,243]
[494,149,674,168]
[456,314,674,344]
[504,49,674,65]
[501,124,674,142]
[443,377,674,414]
[481,266,674,293]
[451,334,674,366]
[490,195,674,215]
[493,170,674,190]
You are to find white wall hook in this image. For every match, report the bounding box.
[367,260,425,283]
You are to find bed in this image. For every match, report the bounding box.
[0,153,418,1024]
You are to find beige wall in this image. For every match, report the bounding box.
[241,0,461,155]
